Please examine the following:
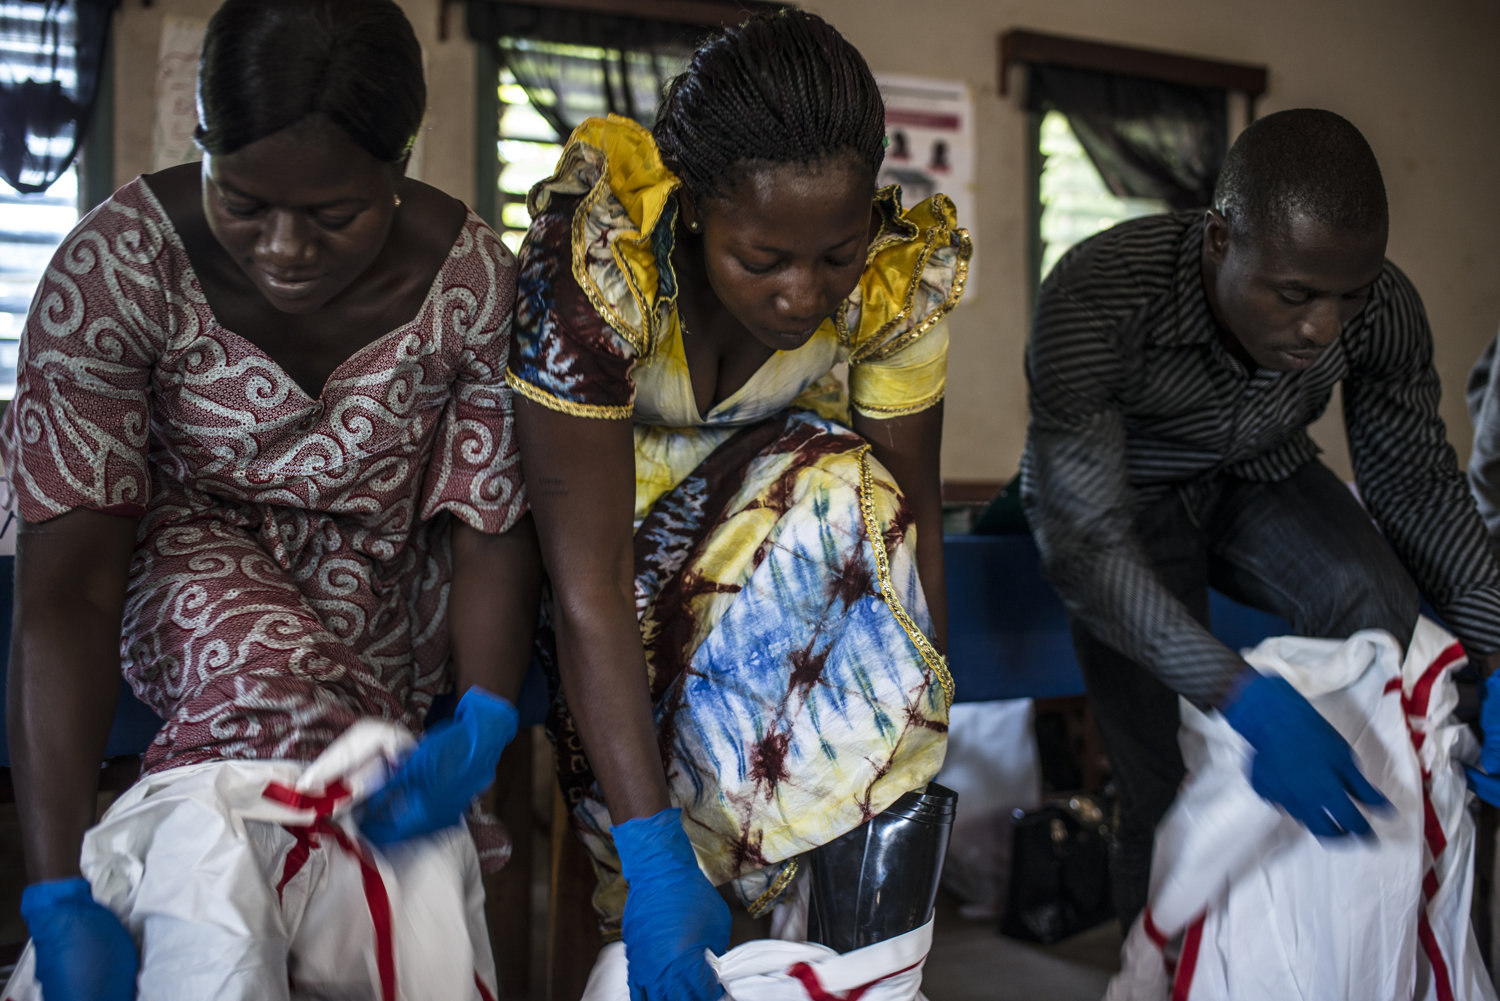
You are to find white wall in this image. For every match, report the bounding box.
[107,0,1500,481]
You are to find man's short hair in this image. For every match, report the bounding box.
[1212,108,1387,242]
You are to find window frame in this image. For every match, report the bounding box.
[473,40,501,229]
[1001,29,1265,310]
[0,14,115,406]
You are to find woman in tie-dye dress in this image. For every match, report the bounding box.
[510,10,968,996]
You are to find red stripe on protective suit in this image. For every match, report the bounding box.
[263,780,396,1001]
[1170,916,1205,1000]
[786,958,925,1001]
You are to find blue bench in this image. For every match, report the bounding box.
[942,533,1291,702]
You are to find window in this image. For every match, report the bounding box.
[1000,30,1266,299]
[467,3,783,246]
[1035,109,1165,285]
[0,165,79,395]
[1,0,113,399]
[485,37,692,252]
[495,66,562,251]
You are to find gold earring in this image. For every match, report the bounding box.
[394,193,403,208]
[688,219,701,234]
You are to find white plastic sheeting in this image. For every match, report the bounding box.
[3,719,499,1001]
[1106,619,1495,1001]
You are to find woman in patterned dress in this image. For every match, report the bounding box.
[3,1,536,997]
[509,10,969,999]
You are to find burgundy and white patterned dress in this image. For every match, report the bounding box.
[1,178,525,776]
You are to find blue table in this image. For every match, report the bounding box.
[942,533,1291,703]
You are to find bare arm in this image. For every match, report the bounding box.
[448,513,542,703]
[512,397,669,821]
[10,508,138,882]
[854,402,947,651]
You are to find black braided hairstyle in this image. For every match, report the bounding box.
[196,0,425,164]
[653,9,886,202]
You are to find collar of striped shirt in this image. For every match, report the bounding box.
[1157,217,1221,349]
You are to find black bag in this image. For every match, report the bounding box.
[1000,793,1114,944]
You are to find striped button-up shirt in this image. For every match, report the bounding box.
[1021,210,1500,703]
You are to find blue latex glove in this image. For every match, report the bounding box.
[613,808,730,1001]
[360,686,519,845]
[1465,671,1500,805]
[20,876,138,1001]
[1221,668,1388,837]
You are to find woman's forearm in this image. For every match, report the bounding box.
[854,402,948,650]
[10,611,122,881]
[448,514,542,703]
[550,583,672,822]
[11,510,137,882]
[513,397,672,823]
[912,502,948,651]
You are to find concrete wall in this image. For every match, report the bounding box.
[106,0,1500,481]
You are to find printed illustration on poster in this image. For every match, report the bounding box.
[875,73,976,299]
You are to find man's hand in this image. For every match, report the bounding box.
[1470,649,1500,680]
[1221,667,1389,836]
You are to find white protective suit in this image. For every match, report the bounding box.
[1106,618,1494,1001]
[2,719,499,1001]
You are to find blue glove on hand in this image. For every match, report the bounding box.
[1221,668,1388,837]
[360,686,519,845]
[20,876,138,1001]
[613,808,730,1001]
[1465,671,1500,805]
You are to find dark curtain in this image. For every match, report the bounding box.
[465,3,708,138]
[1026,63,1226,211]
[0,0,119,194]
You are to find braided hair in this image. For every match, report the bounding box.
[653,9,886,202]
[196,0,425,164]
[1213,109,1387,243]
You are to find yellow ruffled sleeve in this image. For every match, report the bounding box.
[525,115,682,358]
[842,188,970,419]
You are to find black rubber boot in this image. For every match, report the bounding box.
[806,782,958,953]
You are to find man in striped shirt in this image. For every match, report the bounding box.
[1021,108,1500,930]
[1467,335,1500,540]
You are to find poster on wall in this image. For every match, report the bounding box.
[152,17,206,172]
[874,73,977,300]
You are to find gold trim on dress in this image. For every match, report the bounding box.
[746,857,801,919]
[851,386,947,419]
[865,185,919,260]
[570,177,653,357]
[850,194,973,365]
[555,117,685,359]
[505,370,634,420]
[864,230,972,363]
[855,447,955,708]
